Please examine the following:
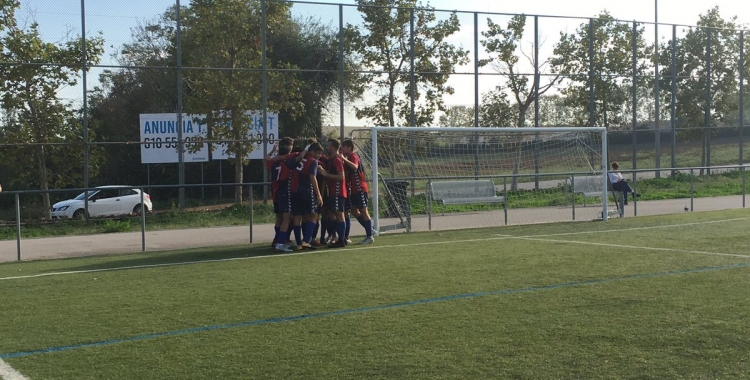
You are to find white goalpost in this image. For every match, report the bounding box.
[350,127,610,234]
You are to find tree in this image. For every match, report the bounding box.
[552,12,650,129]
[658,7,743,173]
[90,11,181,188]
[478,88,514,127]
[479,15,564,189]
[90,2,360,202]
[181,0,304,203]
[346,0,469,127]
[480,15,563,129]
[0,3,104,217]
[268,17,364,138]
[438,92,515,129]
[438,105,474,127]
[534,94,575,127]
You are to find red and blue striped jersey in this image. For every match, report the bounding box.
[290,153,319,193]
[326,155,347,199]
[345,152,368,195]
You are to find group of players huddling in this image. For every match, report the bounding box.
[264,137,375,252]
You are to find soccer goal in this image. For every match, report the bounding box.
[350,127,610,234]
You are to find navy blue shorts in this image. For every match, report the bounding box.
[321,189,330,209]
[274,185,291,214]
[291,193,304,216]
[292,187,318,215]
[328,195,347,213]
[350,192,368,210]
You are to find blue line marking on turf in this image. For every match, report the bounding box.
[2,262,749,360]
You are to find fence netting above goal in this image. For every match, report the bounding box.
[349,127,610,233]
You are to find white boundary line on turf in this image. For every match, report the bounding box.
[0,359,30,380]
[1,217,748,281]
[509,236,750,259]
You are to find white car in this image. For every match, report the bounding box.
[51,186,153,219]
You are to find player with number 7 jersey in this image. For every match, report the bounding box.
[264,139,303,252]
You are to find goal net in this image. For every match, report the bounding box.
[349,127,610,234]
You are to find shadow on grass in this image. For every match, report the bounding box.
[46,243,313,274]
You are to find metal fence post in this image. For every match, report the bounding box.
[588,19,595,128]
[632,22,638,173]
[80,0,90,198]
[654,11,661,178]
[740,30,745,166]
[474,12,479,128]
[503,177,508,225]
[249,185,254,243]
[671,24,677,175]
[140,188,146,252]
[16,193,21,261]
[705,28,712,174]
[426,180,432,231]
[176,0,186,210]
[571,175,576,221]
[533,15,540,189]
[339,5,345,139]
[742,166,746,208]
[261,0,269,203]
[632,171,637,216]
[690,168,695,211]
[409,7,416,195]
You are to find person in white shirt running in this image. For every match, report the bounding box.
[608,162,640,205]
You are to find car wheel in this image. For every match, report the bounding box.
[72,209,86,220]
[133,204,143,214]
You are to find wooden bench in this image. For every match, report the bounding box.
[571,175,623,211]
[429,180,505,215]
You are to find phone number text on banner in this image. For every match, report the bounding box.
[139,112,278,164]
[211,111,278,161]
[140,114,209,164]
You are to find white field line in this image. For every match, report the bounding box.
[1,217,749,282]
[0,359,30,380]
[509,236,750,259]
[513,217,750,238]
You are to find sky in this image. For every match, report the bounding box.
[13,0,750,126]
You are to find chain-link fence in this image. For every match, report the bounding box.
[0,0,748,220]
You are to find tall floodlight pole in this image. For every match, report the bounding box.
[176,0,185,210]
[261,0,269,202]
[80,0,89,194]
[669,25,677,177]
[654,0,661,177]
[339,5,344,139]
[632,22,638,175]
[409,8,416,195]
[739,30,745,165]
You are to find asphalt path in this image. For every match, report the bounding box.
[1,194,747,263]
